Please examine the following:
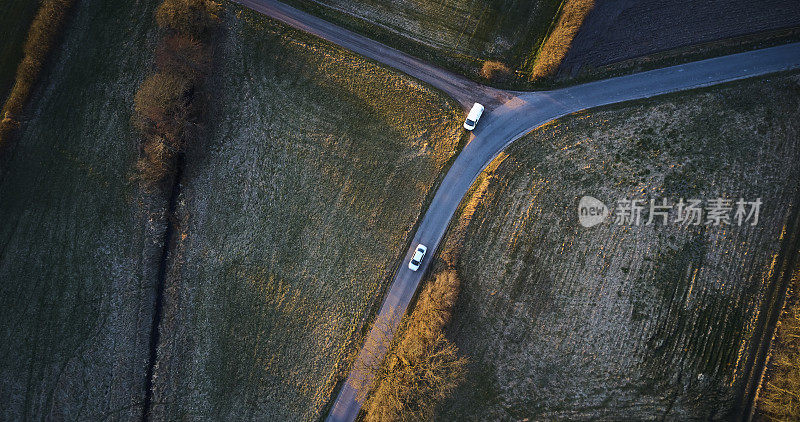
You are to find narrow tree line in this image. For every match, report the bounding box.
[358,268,467,422]
[133,0,220,188]
[0,0,77,148]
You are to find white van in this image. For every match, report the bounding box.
[463,103,485,131]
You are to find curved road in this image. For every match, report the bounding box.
[231,1,800,420]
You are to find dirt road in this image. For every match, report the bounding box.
[234,0,512,108]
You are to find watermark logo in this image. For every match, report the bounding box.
[579,196,762,227]
[578,196,609,228]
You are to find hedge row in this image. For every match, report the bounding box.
[0,0,77,149]
[132,0,220,188]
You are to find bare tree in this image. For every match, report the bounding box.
[356,268,467,422]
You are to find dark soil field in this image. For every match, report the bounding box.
[560,0,800,77]
[435,73,800,420]
[0,0,161,420]
[148,6,464,420]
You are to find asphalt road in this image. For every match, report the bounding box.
[231,1,800,420]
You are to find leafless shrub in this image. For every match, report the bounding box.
[134,72,193,148]
[758,303,800,420]
[155,34,211,79]
[132,0,219,188]
[480,60,511,83]
[156,0,221,38]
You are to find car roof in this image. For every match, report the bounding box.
[467,103,484,120]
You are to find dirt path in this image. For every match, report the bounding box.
[233,0,512,109]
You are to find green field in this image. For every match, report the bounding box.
[148,6,464,420]
[0,0,159,419]
[435,74,800,419]
[284,0,561,83]
[0,0,40,102]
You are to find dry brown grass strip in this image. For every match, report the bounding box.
[0,0,77,149]
[527,0,595,80]
[758,270,800,420]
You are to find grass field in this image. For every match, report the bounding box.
[435,73,800,419]
[0,0,40,102]
[283,0,561,84]
[148,6,464,420]
[0,0,160,419]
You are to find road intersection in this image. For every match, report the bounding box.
[232,1,800,420]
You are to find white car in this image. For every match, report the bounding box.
[408,244,428,271]
[463,102,485,131]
